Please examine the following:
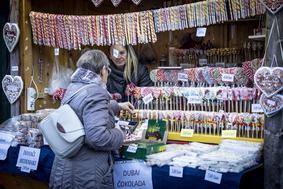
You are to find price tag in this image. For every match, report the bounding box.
[180,129,194,138]
[11,66,19,72]
[178,73,188,82]
[169,166,183,178]
[187,96,202,104]
[143,93,153,105]
[221,74,234,82]
[0,132,14,143]
[204,170,222,184]
[54,48,59,56]
[252,104,264,113]
[0,143,11,160]
[113,48,119,58]
[199,59,208,66]
[127,144,138,153]
[221,130,237,138]
[215,62,225,67]
[16,146,41,171]
[196,27,207,37]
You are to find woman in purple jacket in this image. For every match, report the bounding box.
[49,50,133,189]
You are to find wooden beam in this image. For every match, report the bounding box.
[19,0,33,113]
[264,10,283,189]
[9,0,20,116]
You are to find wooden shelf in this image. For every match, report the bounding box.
[168,132,264,144]
[248,34,266,41]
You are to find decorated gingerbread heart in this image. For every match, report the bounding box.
[259,0,283,15]
[2,75,24,104]
[132,0,142,5]
[254,67,283,97]
[111,0,122,6]
[3,23,20,52]
[91,0,104,6]
[260,93,283,117]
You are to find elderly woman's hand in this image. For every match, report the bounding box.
[118,102,135,113]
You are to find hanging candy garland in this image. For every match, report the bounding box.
[30,11,157,49]
[29,0,264,48]
[91,0,143,7]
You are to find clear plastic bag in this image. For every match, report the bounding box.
[48,54,73,95]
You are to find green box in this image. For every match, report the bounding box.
[121,142,166,160]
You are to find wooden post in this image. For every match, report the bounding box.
[9,0,20,116]
[264,10,283,189]
[19,0,33,113]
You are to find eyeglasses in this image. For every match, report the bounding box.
[104,66,111,74]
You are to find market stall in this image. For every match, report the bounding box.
[1,0,283,189]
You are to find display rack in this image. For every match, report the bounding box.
[168,132,264,144]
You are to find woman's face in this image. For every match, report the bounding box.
[110,45,127,68]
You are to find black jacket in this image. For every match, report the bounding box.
[107,62,153,102]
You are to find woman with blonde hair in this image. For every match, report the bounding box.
[107,44,153,102]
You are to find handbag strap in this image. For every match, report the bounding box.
[63,84,96,105]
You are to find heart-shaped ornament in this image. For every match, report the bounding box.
[2,75,23,104]
[132,0,142,5]
[254,66,283,97]
[260,0,283,15]
[3,23,20,52]
[111,0,122,6]
[91,0,104,7]
[260,93,283,117]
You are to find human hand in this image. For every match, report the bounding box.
[118,102,135,113]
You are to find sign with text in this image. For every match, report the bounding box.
[0,132,14,143]
[0,143,11,160]
[16,146,41,172]
[215,62,225,67]
[187,96,202,104]
[221,130,237,138]
[196,27,207,37]
[221,74,235,82]
[127,144,138,153]
[178,73,188,82]
[143,93,153,105]
[169,166,183,178]
[113,160,153,189]
[204,170,222,184]
[54,48,59,56]
[180,129,194,138]
[199,59,208,66]
[252,104,264,113]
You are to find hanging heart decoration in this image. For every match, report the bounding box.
[260,93,283,117]
[111,0,122,6]
[3,23,20,52]
[132,0,142,5]
[91,0,104,7]
[259,0,283,15]
[2,75,24,104]
[254,67,283,97]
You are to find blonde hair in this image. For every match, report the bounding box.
[124,45,138,82]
